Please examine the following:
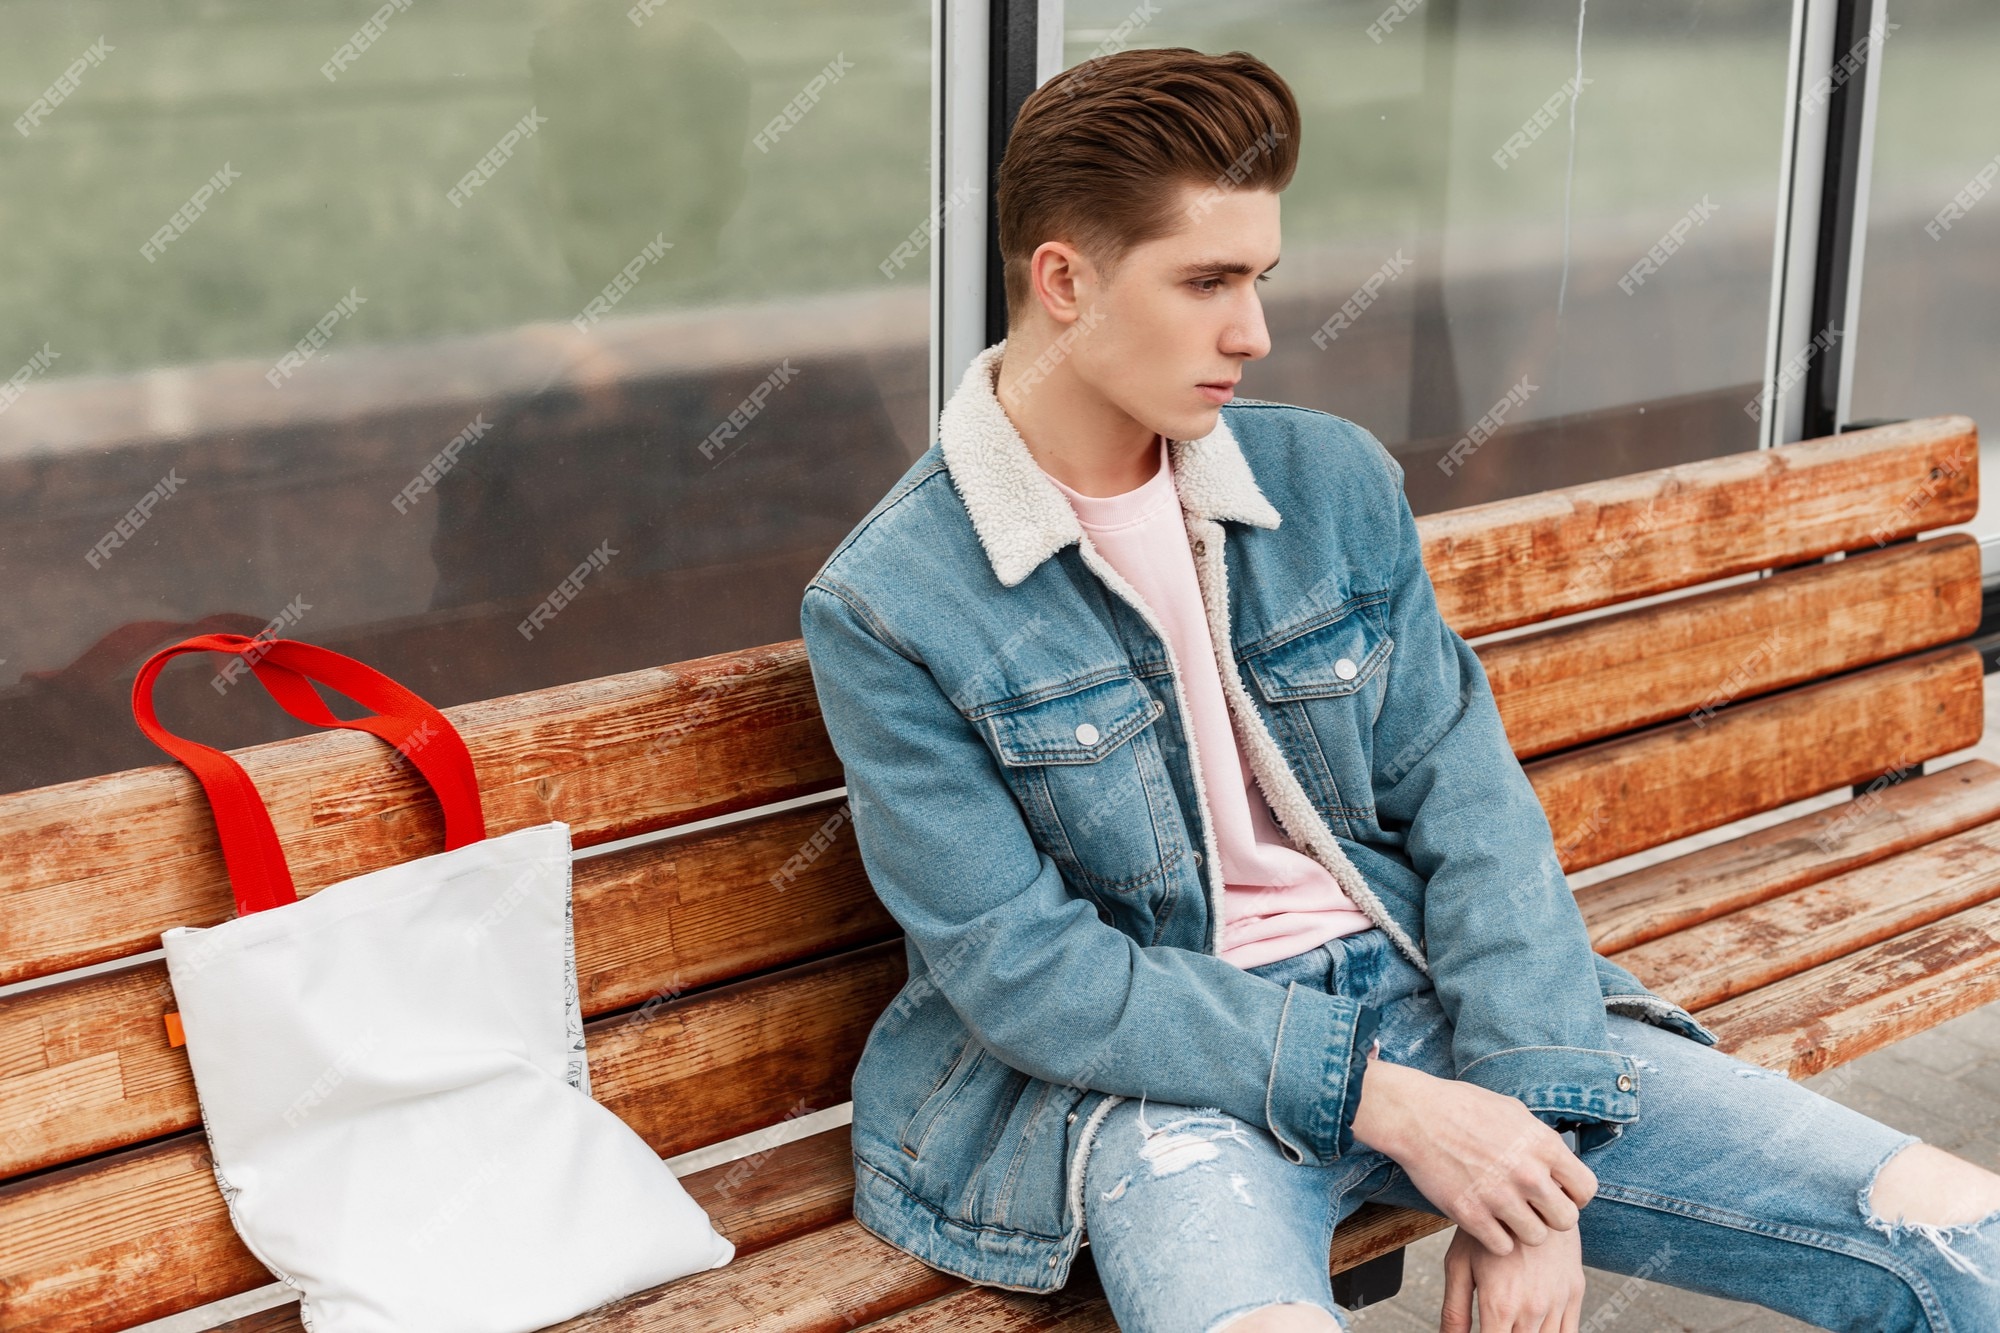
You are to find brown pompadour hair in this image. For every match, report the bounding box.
[995,47,1301,330]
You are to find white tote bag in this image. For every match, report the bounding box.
[138,634,734,1333]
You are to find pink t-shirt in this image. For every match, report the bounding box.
[1044,435,1376,969]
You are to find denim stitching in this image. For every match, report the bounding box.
[1589,1179,1958,1330]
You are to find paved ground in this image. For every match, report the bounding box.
[1350,676,2000,1332]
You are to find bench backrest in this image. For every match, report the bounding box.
[0,413,1978,1331]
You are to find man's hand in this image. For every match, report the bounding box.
[1349,1052,1597,1255]
[1439,1215,1585,1332]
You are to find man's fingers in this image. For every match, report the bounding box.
[1464,1207,1514,1255]
[1439,1243,1475,1333]
[1492,1193,1551,1248]
[1529,1179,1581,1232]
[1551,1150,1598,1208]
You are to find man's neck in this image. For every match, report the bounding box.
[994,332,1161,498]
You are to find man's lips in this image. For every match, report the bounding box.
[1197,380,1237,404]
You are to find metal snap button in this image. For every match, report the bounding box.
[1074,722,1099,746]
[1066,1111,1077,1123]
[1334,657,1358,680]
[1617,1073,1635,1091]
[1193,539,1206,556]
[1191,850,1202,865]
[1048,1254,1059,1268]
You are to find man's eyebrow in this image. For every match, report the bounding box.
[1175,256,1282,279]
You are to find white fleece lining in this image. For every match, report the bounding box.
[1186,513,1434,979]
[1060,531,1227,1250]
[936,339,1282,590]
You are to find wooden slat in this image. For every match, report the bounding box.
[854,1277,1118,1333]
[1483,534,1980,759]
[588,941,902,1165]
[0,810,893,1182]
[1612,815,2000,1010]
[1578,759,2000,955]
[1528,645,1985,872]
[0,639,840,987]
[214,1219,964,1333]
[1425,414,1977,638]
[211,1188,1449,1333]
[0,1121,858,1333]
[1692,896,2000,1077]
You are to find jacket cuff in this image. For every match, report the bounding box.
[1265,983,1381,1166]
[1456,1045,1643,1128]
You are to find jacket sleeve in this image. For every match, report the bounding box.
[801,577,1381,1165]
[1363,448,1641,1135]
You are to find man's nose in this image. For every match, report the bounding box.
[1222,294,1272,361]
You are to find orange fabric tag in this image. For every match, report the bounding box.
[164,1012,186,1048]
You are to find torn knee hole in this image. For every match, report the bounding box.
[1861,1141,2000,1283]
[1864,1142,2000,1230]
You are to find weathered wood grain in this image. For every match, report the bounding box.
[1691,896,2000,1078]
[1613,815,2000,1010]
[1427,414,1977,638]
[1576,759,2000,955]
[1483,534,1980,759]
[207,1191,1450,1333]
[0,1121,859,1333]
[1528,645,1986,872]
[0,640,840,987]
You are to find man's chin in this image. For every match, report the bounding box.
[1160,405,1224,442]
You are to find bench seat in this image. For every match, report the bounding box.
[0,414,1990,1332]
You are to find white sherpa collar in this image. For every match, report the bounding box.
[936,339,1282,588]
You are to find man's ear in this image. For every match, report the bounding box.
[1027,239,1093,328]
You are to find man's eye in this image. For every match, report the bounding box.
[1192,277,1223,293]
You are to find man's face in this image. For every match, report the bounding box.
[1067,183,1279,443]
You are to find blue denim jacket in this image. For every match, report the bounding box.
[798,340,1720,1293]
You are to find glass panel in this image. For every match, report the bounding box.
[1061,1,1795,515]
[1850,0,2000,539]
[0,0,931,792]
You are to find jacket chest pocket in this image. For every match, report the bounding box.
[1240,593,1394,835]
[980,672,1186,917]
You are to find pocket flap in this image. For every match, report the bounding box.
[1242,596,1393,701]
[985,673,1165,767]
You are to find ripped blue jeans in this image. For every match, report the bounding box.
[1080,926,2000,1332]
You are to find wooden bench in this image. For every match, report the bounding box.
[1,412,1992,1332]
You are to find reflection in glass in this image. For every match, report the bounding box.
[1850,0,2000,539]
[0,0,931,791]
[1063,0,1795,514]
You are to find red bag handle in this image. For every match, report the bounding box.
[132,634,487,916]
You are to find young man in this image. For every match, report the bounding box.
[799,46,2000,1333]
